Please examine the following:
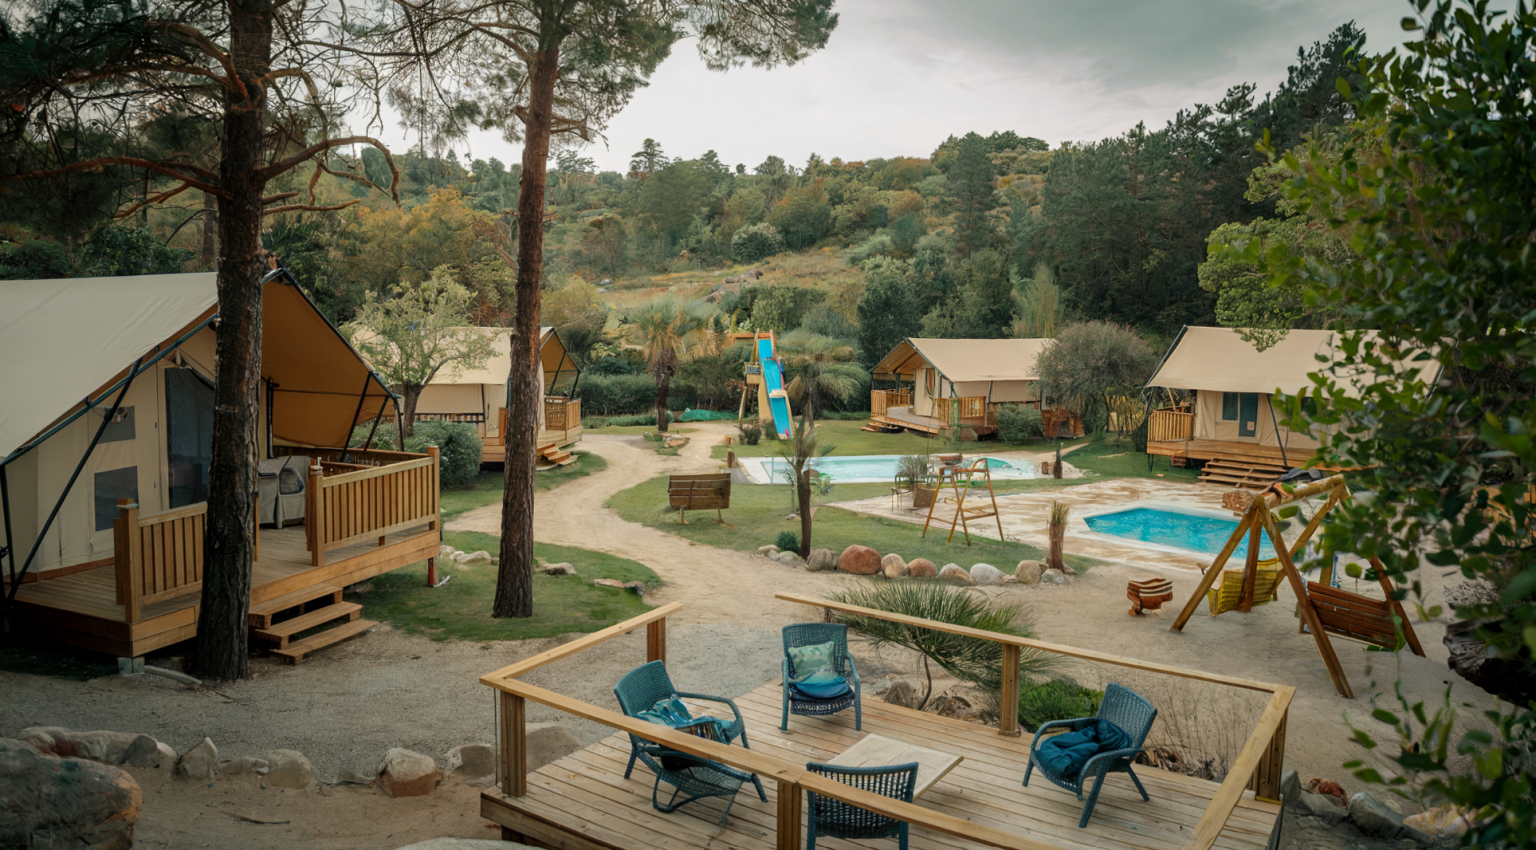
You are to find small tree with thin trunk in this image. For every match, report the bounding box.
[347,266,497,438]
[630,297,716,432]
[777,411,834,558]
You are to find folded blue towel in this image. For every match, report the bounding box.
[1036,720,1133,779]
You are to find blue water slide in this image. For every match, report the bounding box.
[757,337,793,438]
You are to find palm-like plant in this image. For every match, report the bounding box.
[778,331,863,424]
[627,297,716,433]
[779,411,834,557]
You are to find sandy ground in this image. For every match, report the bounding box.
[1,423,1497,848]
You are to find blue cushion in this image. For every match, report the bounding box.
[791,668,851,700]
[1036,720,1133,779]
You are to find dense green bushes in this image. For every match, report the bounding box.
[348,420,482,487]
[1017,678,1103,732]
[574,373,660,415]
[732,222,785,263]
[996,404,1043,442]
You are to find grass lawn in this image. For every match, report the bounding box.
[607,476,1099,571]
[585,424,699,436]
[440,451,606,521]
[362,531,659,642]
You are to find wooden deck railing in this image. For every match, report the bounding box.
[544,397,581,432]
[113,501,208,623]
[1148,407,1195,443]
[275,445,428,468]
[415,412,487,424]
[481,596,1293,850]
[871,388,912,418]
[937,396,991,426]
[307,446,440,566]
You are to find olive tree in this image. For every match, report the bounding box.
[1034,321,1159,433]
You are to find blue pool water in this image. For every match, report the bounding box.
[749,454,1035,484]
[1085,507,1277,559]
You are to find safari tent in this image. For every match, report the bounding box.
[0,272,442,660]
[411,326,583,467]
[1143,326,1438,488]
[868,338,1052,436]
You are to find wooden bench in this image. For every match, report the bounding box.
[1306,582,1401,649]
[668,473,731,524]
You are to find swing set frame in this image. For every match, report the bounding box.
[920,459,1004,545]
[1169,474,1424,698]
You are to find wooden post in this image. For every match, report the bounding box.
[647,618,666,665]
[1249,706,1288,803]
[1238,511,1262,612]
[999,644,1021,737]
[1263,510,1353,698]
[1171,509,1255,631]
[776,778,802,850]
[309,464,325,567]
[1370,556,1426,656]
[427,445,441,532]
[115,501,142,624]
[498,690,527,797]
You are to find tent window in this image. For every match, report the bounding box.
[94,467,137,531]
[99,407,136,443]
[1221,392,1240,421]
[166,367,215,508]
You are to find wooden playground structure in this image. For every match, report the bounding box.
[920,459,1003,545]
[1169,475,1424,698]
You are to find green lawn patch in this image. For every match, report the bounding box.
[440,452,606,521]
[1064,436,1201,482]
[714,419,1063,461]
[363,532,659,642]
[607,475,1098,571]
[586,424,699,436]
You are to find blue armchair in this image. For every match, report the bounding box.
[781,623,861,731]
[805,761,918,850]
[1022,682,1157,827]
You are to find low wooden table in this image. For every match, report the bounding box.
[828,734,963,798]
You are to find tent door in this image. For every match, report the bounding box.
[1238,393,1259,438]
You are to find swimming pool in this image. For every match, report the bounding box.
[1084,506,1277,560]
[739,454,1036,484]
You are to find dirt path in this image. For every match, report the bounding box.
[449,424,859,626]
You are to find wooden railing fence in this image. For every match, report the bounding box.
[307,446,440,566]
[937,396,991,426]
[113,501,209,623]
[1148,407,1195,443]
[481,595,1292,850]
[871,388,912,418]
[544,397,581,432]
[276,445,426,468]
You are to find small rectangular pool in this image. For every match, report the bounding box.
[739,454,1035,484]
[1084,506,1276,560]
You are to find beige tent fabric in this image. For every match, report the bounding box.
[0,273,219,460]
[415,326,574,391]
[1148,326,1440,397]
[1194,389,1322,450]
[872,338,1052,382]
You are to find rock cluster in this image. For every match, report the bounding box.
[1280,769,1434,843]
[766,543,1069,590]
[0,737,142,850]
[440,544,494,567]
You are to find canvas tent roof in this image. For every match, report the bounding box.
[426,326,579,389]
[0,272,395,461]
[872,338,1052,382]
[1146,326,1440,396]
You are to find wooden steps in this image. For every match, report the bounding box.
[537,441,577,468]
[248,585,342,628]
[1199,459,1286,491]
[253,601,362,647]
[270,617,377,664]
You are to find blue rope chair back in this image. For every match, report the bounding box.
[1098,683,1157,748]
[782,623,851,678]
[806,761,918,840]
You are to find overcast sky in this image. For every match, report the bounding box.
[376,0,1416,174]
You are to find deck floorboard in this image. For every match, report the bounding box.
[484,682,1278,850]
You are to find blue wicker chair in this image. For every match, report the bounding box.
[805,761,918,850]
[781,623,861,731]
[614,661,766,826]
[1022,682,1157,827]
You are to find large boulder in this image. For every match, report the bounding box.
[540,562,576,576]
[757,545,780,555]
[0,737,142,849]
[1014,560,1044,585]
[1040,569,1070,586]
[175,737,218,781]
[1295,790,1348,827]
[906,558,938,578]
[20,728,164,768]
[377,748,442,798]
[938,564,975,585]
[881,680,919,709]
[255,749,313,790]
[526,723,582,771]
[970,563,1006,586]
[772,550,806,567]
[837,545,881,576]
[444,744,495,781]
[1348,792,1412,840]
[880,554,907,579]
[806,548,838,572]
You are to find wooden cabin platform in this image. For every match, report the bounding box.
[1147,437,1313,470]
[483,681,1280,850]
[10,523,438,658]
[482,426,584,465]
[868,405,997,438]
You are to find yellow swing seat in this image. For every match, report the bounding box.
[1206,559,1283,616]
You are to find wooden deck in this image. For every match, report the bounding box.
[1146,438,1313,468]
[484,681,1280,850]
[10,523,438,658]
[482,426,584,464]
[869,405,997,438]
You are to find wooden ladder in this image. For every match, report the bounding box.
[249,584,376,664]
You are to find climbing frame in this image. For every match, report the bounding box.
[920,459,1004,545]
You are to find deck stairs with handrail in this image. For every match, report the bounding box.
[1199,459,1287,491]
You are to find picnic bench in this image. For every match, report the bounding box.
[668,472,731,524]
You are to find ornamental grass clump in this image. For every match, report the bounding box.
[1047,500,1069,572]
[828,583,1056,713]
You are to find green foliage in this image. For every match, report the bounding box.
[778,330,863,420]
[1017,678,1103,733]
[1012,261,1062,339]
[769,188,834,249]
[1036,322,1158,431]
[627,296,715,430]
[774,530,800,552]
[266,216,358,324]
[638,160,709,246]
[855,256,920,366]
[575,373,660,415]
[1240,4,1536,838]
[828,582,1056,711]
[737,421,762,445]
[79,224,189,277]
[751,284,825,332]
[732,222,785,263]
[995,405,1042,443]
[0,239,69,279]
[350,421,482,487]
[947,132,1000,255]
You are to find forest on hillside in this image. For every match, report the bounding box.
[1,21,1365,386]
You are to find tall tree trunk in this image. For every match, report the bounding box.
[200,190,218,271]
[401,385,420,438]
[797,475,812,558]
[494,43,560,619]
[655,369,671,433]
[194,0,271,680]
